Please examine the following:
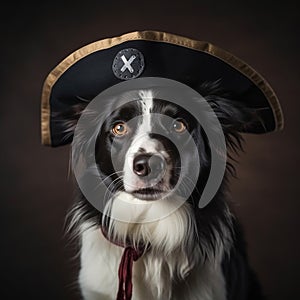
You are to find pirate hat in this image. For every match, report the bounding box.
[41,30,284,147]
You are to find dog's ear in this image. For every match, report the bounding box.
[200,81,258,130]
[199,81,260,152]
[207,96,257,135]
[197,81,262,177]
[52,100,88,145]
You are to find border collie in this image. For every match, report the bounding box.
[63,81,263,300]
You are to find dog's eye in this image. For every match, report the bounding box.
[172,119,187,133]
[112,122,128,136]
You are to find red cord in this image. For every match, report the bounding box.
[100,227,144,300]
[116,247,141,300]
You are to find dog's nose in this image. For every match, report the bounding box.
[133,154,165,178]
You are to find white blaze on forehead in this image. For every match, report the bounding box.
[132,90,154,152]
[127,89,155,153]
[139,90,153,114]
[126,89,154,158]
[138,90,153,134]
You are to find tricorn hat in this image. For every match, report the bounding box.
[41,30,284,147]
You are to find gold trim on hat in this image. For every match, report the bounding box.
[41,30,284,146]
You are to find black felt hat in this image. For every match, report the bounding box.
[41,30,284,147]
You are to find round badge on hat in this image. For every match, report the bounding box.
[112,48,145,80]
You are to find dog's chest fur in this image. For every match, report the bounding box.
[79,226,227,300]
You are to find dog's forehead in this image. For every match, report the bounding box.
[112,96,179,114]
[151,99,179,115]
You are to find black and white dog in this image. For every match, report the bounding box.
[64,81,263,300]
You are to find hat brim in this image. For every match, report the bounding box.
[41,30,284,147]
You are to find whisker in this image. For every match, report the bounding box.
[103,176,124,202]
[102,177,124,229]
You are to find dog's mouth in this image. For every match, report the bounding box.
[132,188,167,200]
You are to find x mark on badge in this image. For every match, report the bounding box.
[120,54,136,73]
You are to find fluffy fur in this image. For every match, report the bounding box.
[60,81,263,300]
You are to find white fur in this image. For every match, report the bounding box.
[79,192,229,300]
[79,229,227,300]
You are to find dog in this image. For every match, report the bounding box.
[61,81,263,300]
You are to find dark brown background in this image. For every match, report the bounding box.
[1,1,299,299]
